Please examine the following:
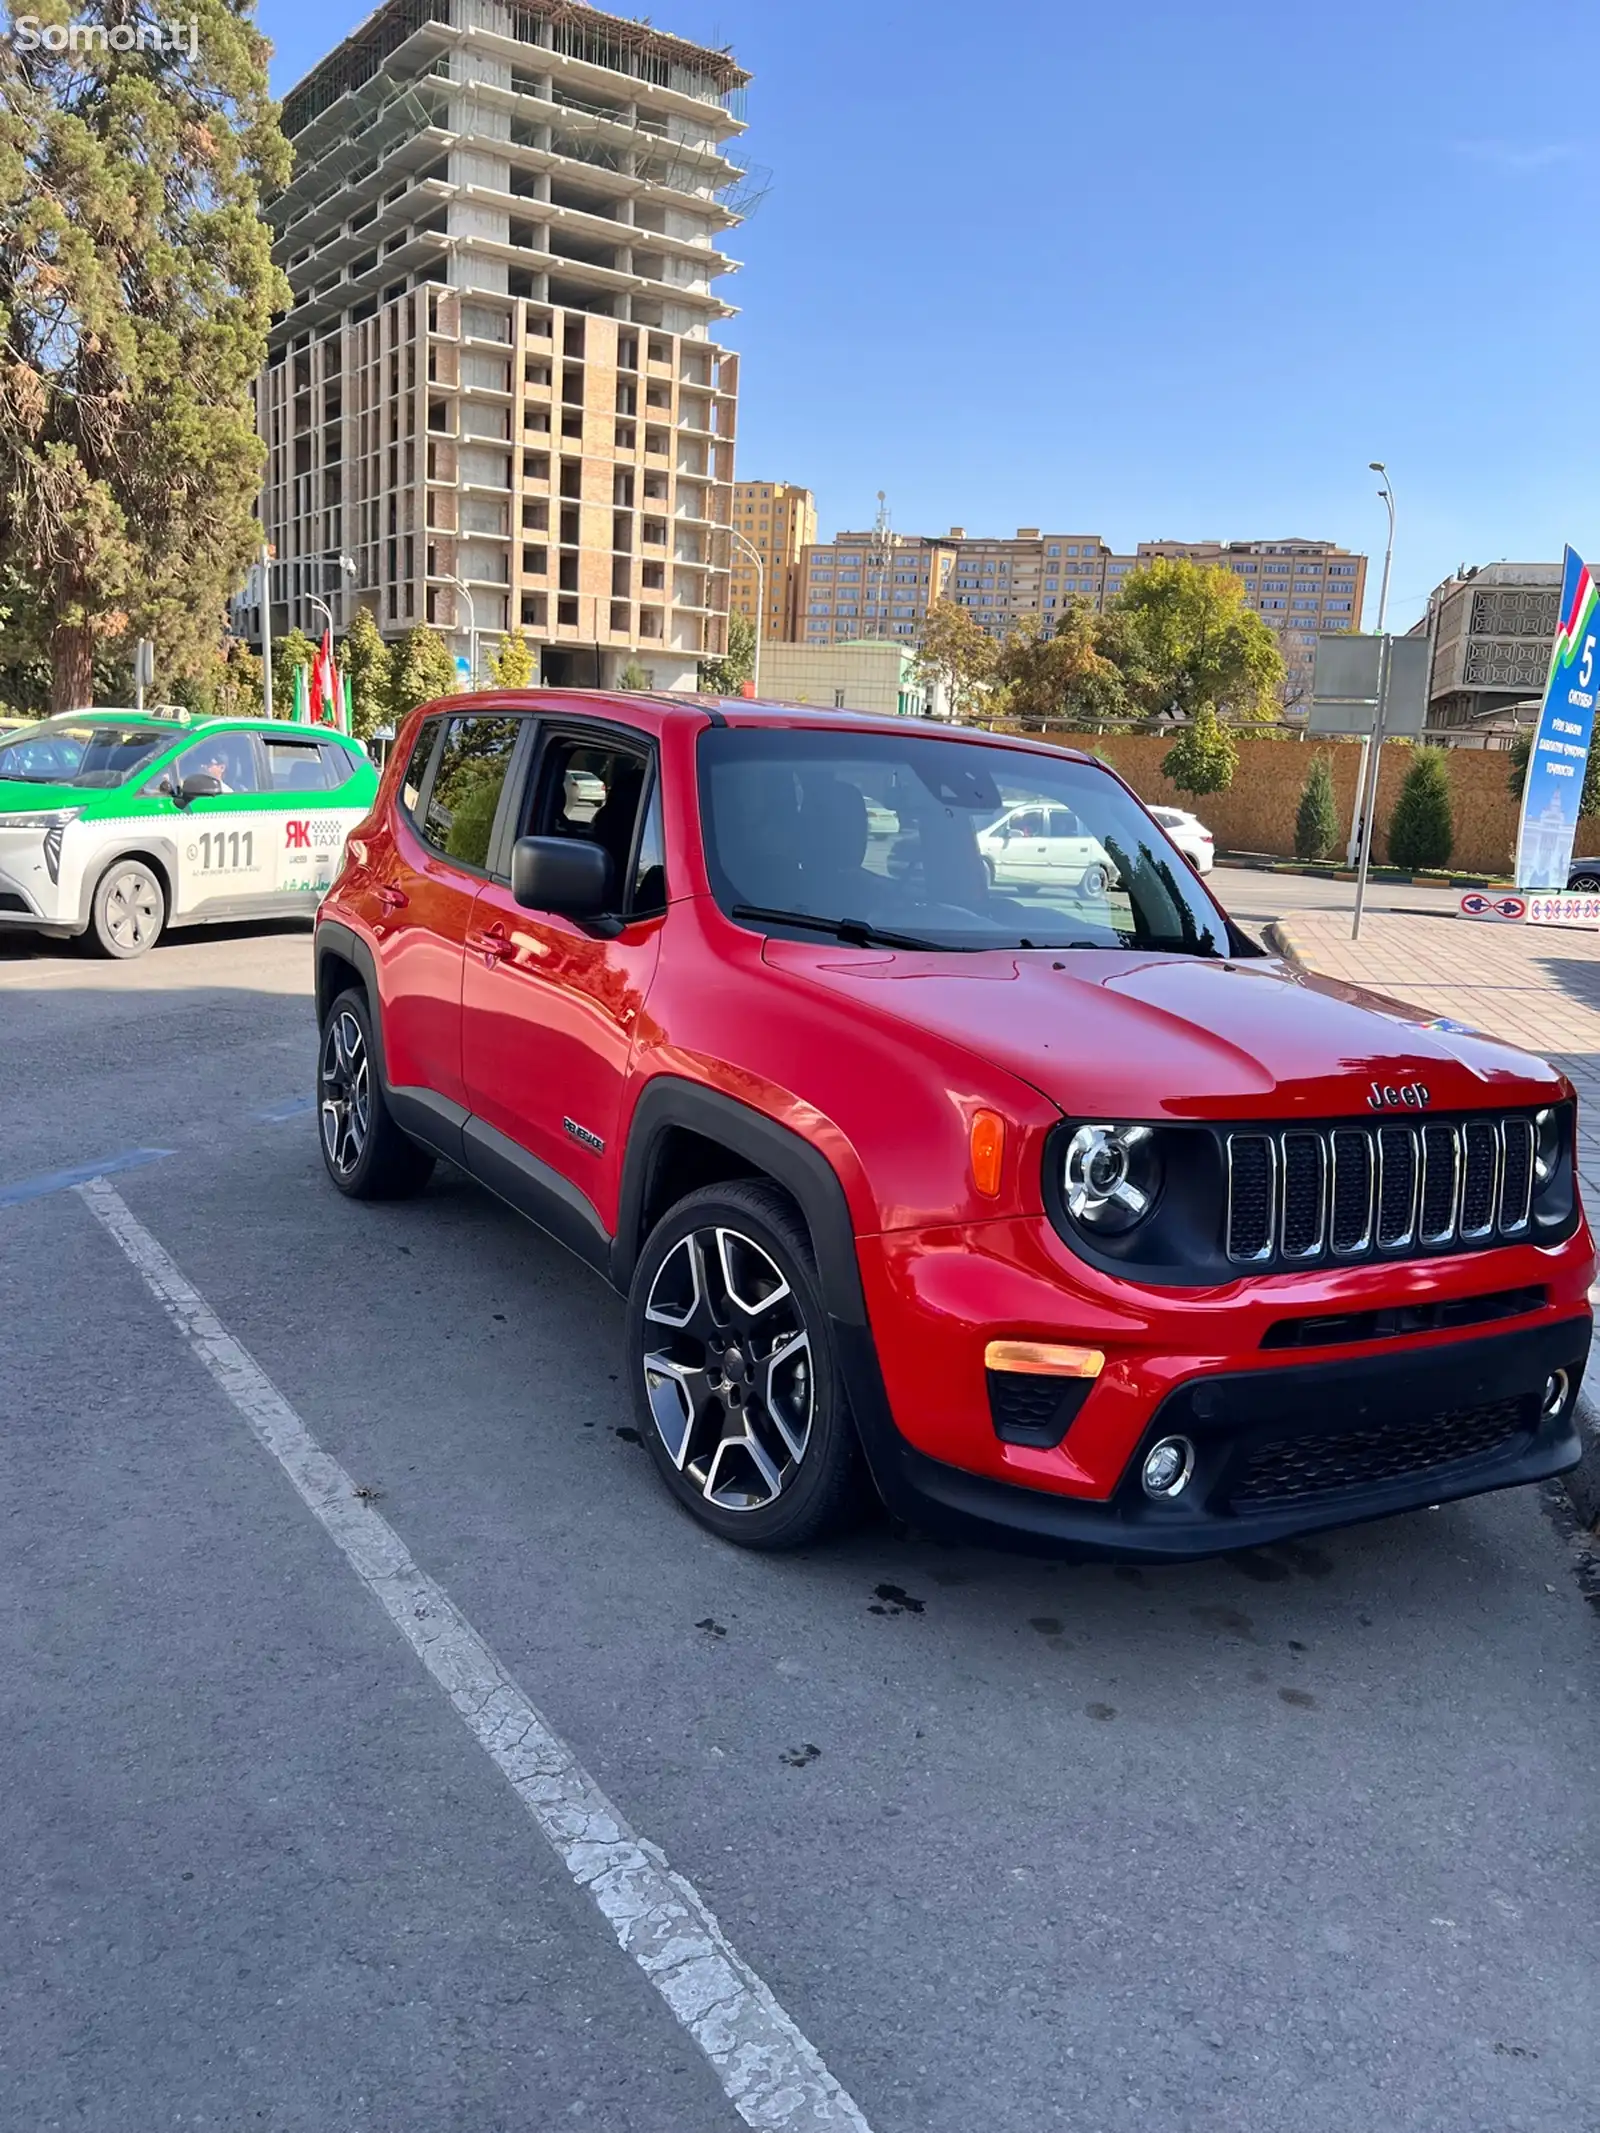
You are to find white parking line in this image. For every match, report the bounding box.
[77,1176,873,2133]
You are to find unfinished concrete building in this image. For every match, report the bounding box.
[252,0,749,690]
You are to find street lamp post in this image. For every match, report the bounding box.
[1347,462,1397,866]
[450,577,478,688]
[1350,464,1399,939]
[728,527,764,698]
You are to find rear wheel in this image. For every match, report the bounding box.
[1570,873,1600,892]
[89,858,165,958]
[626,1179,866,1549]
[1079,862,1107,899]
[317,987,435,1199]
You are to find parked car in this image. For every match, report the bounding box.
[976,800,1116,896]
[0,709,377,956]
[1148,805,1215,874]
[314,692,1591,1561]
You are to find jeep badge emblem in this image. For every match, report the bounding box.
[1367,1080,1430,1111]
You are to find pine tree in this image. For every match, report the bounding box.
[340,607,395,740]
[390,625,458,719]
[1387,748,1454,870]
[487,630,534,688]
[1161,705,1238,797]
[1294,752,1339,859]
[0,2,291,708]
[618,658,653,690]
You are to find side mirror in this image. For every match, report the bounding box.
[177,773,223,804]
[510,835,612,918]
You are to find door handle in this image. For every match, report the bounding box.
[469,921,509,966]
[376,883,407,911]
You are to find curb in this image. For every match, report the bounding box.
[1218,854,1508,890]
[1261,924,1600,1533]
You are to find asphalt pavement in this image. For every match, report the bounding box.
[2,915,1597,2133]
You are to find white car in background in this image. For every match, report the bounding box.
[977,801,1115,898]
[1148,805,1215,874]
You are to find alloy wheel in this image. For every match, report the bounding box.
[319,1008,371,1178]
[642,1225,813,1510]
[104,867,161,952]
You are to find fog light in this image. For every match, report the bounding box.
[1542,1369,1569,1419]
[1141,1435,1194,1499]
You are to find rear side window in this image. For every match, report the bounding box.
[263,736,337,793]
[398,718,442,821]
[420,714,522,869]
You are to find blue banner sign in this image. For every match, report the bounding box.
[1514,545,1599,889]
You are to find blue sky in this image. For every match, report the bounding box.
[265,0,1598,629]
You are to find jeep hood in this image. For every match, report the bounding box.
[761,942,1565,1119]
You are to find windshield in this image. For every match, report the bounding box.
[0,717,173,789]
[699,728,1235,956]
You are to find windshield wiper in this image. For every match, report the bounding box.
[730,904,945,952]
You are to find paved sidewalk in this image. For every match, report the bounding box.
[1272,908,1600,1518]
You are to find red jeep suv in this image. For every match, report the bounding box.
[313,690,1592,1560]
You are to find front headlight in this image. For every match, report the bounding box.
[0,808,81,831]
[1534,1106,1560,1190]
[1063,1123,1164,1235]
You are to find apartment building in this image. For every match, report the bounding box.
[730,480,816,640]
[942,529,1120,636]
[249,0,749,690]
[797,528,958,644]
[1134,538,1368,698]
[1413,562,1562,745]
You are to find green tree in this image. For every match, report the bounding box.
[699,607,756,695]
[1161,704,1238,797]
[1387,748,1453,870]
[1507,728,1600,820]
[993,601,1138,729]
[617,658,653,690]
[272,627,317,719]
[0,0,291,710]
[1294,752,1340,859]
[1113,559,1284,726]
[390,624,458,719]
[914,599,999,720]
[487,629,534,689]
[340,606,394,741]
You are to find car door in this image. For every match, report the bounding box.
[1044,805,1111,889]
[460,721,666,1243]
[990,804,1051,887]
[370,708,527,1112]
[160,729,277,921]
[257,730,378,908]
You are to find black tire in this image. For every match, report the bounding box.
[626,1179,867,1550]
[1570,874,1600,893]
[1079,863,1107,899]
[317,986,435,1200]
[88,857,166,958]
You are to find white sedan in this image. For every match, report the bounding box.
[1148,805,1215,874]
[977,802,1115,897]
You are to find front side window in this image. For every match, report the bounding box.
[698,728,1232,957]
[173,733,262,795]
[528,733,658,915]
[420,713,522,868]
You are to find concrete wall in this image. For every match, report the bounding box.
[758,641,922,718]
[1031,733,1523,875]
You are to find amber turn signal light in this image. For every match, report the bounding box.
[984,1340,1105,1379]
[969,1109,1006,1198]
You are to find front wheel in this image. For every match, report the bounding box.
[89,858,166,958]
[317,987,435,1199]
[625,1180,867,1549]
[1570,873,1600,892]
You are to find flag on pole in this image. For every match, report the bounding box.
[309,627,340,728]
[292,662,309,721]
[341,669,354,737]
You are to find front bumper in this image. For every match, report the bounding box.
[849,1315,1589,1561]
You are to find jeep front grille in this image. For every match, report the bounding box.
[1225,1116,1535,1266]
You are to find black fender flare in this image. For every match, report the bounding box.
[314,918,387,1078]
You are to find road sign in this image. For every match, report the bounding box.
[1458,891,1526,922]
[1307,634,1428,736]
[1513,545,1598,889]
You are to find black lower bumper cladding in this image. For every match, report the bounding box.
[854,1315,1593,1564]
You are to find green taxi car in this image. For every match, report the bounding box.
[0,710,378,957]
